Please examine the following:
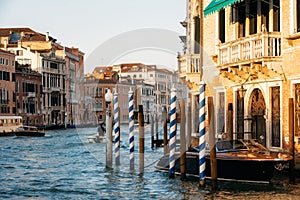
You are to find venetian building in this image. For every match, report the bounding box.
[84,67,118,125]
[0,28,67,127]
[178,0,223,136]
[64,47,85,127]
[0,49,16,116]
[15,62,43,127]
[117,63,177,121]
[179,0,300,152]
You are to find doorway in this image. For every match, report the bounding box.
[249,89,266,146]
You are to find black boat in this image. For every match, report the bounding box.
[15,126,45,137]
[156,139,292,183]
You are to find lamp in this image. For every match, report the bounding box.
[238,85,247,98]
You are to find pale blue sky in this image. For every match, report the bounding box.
[0,0,186,71]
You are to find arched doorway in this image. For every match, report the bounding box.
[249,89,266,146]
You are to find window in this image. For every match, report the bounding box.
[50,62,58,69]
[219,9,225,43]
[273,0,280,32]
[51,51,55,58]
[194,16,200,54]
[261,1,269,32]
[217,92,225,134]
[297,0,300,32]
[16,50,23,56]
[249,1,257,34]
[237,2,246,38]
[271,86,280,147]
[6,59,8,66]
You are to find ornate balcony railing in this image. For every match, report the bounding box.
[178,54,201,76]
[218,32,281,67]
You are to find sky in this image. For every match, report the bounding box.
[0,0,186,72]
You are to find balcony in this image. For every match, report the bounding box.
[27,92,36,98]
[50,87,60,92]
[41,53,64,61]
[51,106,61,111]
[218,32,282,68]
[178,54,201,83]
[0,100,9,105]
[92,107,103,112]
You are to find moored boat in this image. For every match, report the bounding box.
[15,126,45,137]
[155,139,292,183]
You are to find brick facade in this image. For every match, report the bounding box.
[0,49,15,116]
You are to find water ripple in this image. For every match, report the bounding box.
[1,127,300,199]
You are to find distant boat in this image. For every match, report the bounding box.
[87,122,106,143]
[0,116,22,137]
[15,126,45,137]
[155,139,292,183]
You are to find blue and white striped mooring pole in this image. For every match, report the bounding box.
[113,89,120,166]
[128,87,134,170]
[169,85,177,178]
[199,82,206,186]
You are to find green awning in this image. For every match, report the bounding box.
[204,0,242,16]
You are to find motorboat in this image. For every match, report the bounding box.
[87,122,106,143]
[155,139,292,183]
[15,126,45,137]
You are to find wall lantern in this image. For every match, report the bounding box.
[238,85,247,98]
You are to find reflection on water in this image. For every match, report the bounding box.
[0,126,299,199]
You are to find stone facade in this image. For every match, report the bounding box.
[64,47,85,126]
[179,0,300,152]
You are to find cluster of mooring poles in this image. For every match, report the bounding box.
[166,82,217,189]
[104,83,219,189]
[104,87,145,173]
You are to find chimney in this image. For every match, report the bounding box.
[46,32,49,41]
[4,39,7,50]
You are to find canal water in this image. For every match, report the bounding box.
[1,126,300,199]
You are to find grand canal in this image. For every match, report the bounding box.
[1,126,300,199]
